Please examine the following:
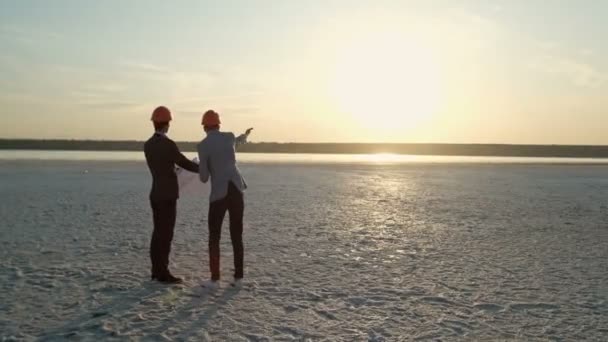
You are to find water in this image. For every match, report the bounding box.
[0,153,607,340]
[2,149,608,164]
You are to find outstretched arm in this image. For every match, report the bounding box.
[235,127,253,147]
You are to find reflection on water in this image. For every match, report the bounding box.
[1,150,608,164]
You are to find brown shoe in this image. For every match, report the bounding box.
[155,274,183,284]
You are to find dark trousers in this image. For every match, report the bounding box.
[150,200,177,276]
[208,182,244,281]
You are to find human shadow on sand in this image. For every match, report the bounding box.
[168,285,242,340]
[38,280,181,341]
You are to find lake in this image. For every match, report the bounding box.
[0,152,607,340]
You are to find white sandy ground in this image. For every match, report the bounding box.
[0,159,607,341]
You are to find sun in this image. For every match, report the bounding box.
[329,32,442,136]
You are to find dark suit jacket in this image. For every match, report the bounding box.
[144,133,199,201]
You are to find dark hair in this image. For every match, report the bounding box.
[204,125,220,131]
[154,121,169,130]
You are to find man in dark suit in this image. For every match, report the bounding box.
[144,106,199,284]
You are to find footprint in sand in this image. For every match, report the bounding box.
[473,303,504,313]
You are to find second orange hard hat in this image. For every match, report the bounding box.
[202,110,221,126]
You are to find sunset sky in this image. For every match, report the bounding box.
[1,0,607,144]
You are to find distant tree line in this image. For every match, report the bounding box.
[1,139,608,158]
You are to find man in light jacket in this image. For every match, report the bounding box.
[197,109,252,289]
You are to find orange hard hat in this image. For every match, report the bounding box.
[151,106,172,122]
[202,110,221,126]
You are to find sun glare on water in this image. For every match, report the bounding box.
[368,153,402,163]
[330,30,442,135]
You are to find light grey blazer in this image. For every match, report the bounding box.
[197,130,248,202]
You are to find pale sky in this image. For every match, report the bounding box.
[1,0,607,144]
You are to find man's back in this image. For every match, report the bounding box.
[145,134,197,201]
[198,130,247,202]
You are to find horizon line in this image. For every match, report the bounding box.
[1,138,608,148]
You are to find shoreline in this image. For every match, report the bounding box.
[2,140,608,159]
[2,152,608,166]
